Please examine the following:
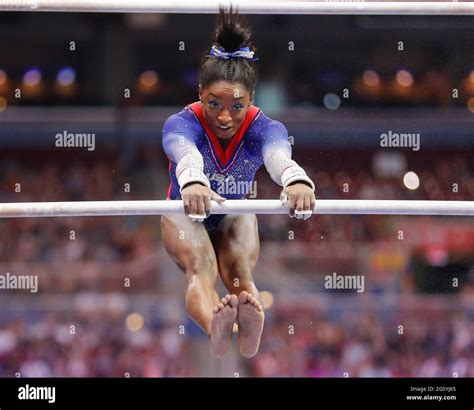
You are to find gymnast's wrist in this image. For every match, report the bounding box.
[178,167,210,193]
[181,181,208,191]
[286,180,314,190]
[281,166,315,191]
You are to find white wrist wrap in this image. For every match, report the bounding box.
[177,167,210,192]
[281,165,315,191]
[175,150,210,192]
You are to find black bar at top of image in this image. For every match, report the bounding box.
[0,377,472,410]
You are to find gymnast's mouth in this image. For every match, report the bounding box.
[216,125,233,136]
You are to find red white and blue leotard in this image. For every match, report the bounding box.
[162,101,299,232]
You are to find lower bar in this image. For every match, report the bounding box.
[0,199,472,218]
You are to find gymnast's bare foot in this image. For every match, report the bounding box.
[210,294,238,357]
[237,290,265,358]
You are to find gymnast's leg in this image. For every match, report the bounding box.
[160,214,238,357]
[210,214,264,358]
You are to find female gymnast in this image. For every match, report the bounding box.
[160,7,315,358]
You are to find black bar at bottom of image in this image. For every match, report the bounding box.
[0,377,471,410]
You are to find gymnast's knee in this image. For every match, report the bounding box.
[185,254,218,284]
[222,271,256,294]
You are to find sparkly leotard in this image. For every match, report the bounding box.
[162,101,291,232]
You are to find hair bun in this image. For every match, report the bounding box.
[199,5,259,92]
[213,5,254,52]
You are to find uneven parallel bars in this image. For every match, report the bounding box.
[0,199,472,218]
[0,0,473,15]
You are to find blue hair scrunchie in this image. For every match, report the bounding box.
[206,45,259,62]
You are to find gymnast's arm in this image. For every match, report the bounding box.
[261,119,316,219]
[162,113,224,220]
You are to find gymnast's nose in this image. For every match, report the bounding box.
[217,108,232,125]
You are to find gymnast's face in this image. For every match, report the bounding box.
[199,81,253,140]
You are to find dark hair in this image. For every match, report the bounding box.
[199,6,259,94]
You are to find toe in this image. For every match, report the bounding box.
[238,290,248,304]
[218,303,224,310]
[221,296,229,305]
[229,294,238,307]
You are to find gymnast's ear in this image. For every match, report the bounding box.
[198,84,202,101]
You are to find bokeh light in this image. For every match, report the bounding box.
[0,96,7,113]
[363,70,380,87]
[0,70,7,86]
[403,171,420,190]
[261,290,274,309]
[57,67,76,86]
[323,93,341,110]
[126,313,145,332]
[396,70,413,87]
[23,68,42,86]
[139,70,159,88]
[467,97,474,113]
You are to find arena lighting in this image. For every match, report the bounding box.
[22,68,42,86]
[403,172,420,191]
[0,200,472,217]
[0,96,7,112]
[138,70,159,88]
[395,70,414,87]
[126,313,145,332]
[362,70,380,87]
[56,67,76,86]
[0,1,473,15]
[260,291,274,309]
[467,97,474,113]
[0,69,7,86]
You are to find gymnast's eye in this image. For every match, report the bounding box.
[232,104,243,111]
[208,100,220,109]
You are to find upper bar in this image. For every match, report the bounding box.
[0,200,472,218]
[0,1,473,15]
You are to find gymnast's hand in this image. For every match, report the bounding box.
[181,182,226,222]
[280,182,316,220]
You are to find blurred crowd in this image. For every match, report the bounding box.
[0,159,160,266]
[250,304,473,377]
[0,312,195,377]
[258,152,474,238]
[0,301,471,377]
